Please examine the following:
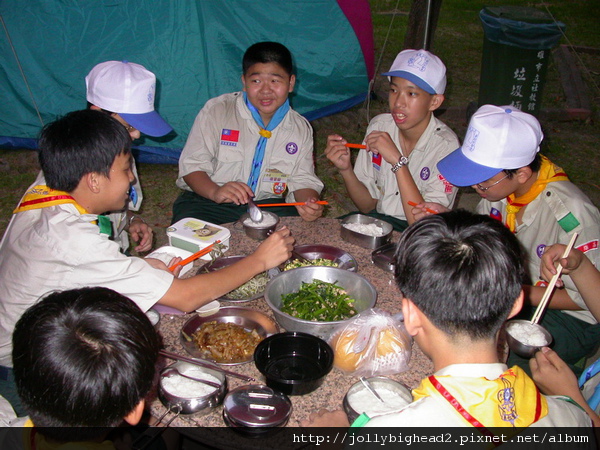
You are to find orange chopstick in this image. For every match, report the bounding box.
[168,240,221,272]
[407,201,438,215]
[256,201,329,207]
[345,143,366,149]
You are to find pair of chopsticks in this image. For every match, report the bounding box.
[168,240,221,272]
[256,201,328,207]
[345,143,366,149]
[407,200,438,215]
[530,233,578,324]
[159,349,254,382]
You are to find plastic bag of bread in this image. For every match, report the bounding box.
[329,308,411,377]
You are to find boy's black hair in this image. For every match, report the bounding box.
[394,210,525,340]
[13,287,160,441]
[38,109,131,192]
[242,41,293,76]
[503,152,543,178]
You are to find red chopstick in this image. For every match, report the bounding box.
[256,201,328,207]
[345,143,366,149]
[407,201,438,215]
[168,240,221,272]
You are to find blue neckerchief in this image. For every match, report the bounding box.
[244,92,290,192]
[579,357,600,411]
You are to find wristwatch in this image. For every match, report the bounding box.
[128,215,146,226]
[390,155,409,173]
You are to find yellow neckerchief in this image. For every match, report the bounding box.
[13,185,113,236]
[505,156,569,232]
[13,185,88,215]
[412,365,548,431]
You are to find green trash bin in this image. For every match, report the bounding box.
[478,6,566,117]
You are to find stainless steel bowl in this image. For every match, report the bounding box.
[180,306,279,365]
[343,377,412,423]
[158,361,227,415]
[505,320,553,358]
[239,211,280,240]
[223,384,292,434]
[264,266,377,341]
[340,214,393,249]
[200,255,272,302]
[145,308,161,327]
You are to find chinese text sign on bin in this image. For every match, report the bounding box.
[478,6,566,117]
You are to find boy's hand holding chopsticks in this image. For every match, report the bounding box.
[324,134,354,171]
[408,201,448,221]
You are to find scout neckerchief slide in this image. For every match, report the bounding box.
[14,184,112,236]
[244,92,290,192]
[505,156,569,232]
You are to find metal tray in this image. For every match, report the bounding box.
[371,242,396,273]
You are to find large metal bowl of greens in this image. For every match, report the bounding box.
[264,267,377,341]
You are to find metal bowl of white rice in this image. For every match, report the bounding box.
[343,377,412,423]
[158,361,227,415]
[340,214,393,249]
[505,320,552,358]
[239,211,280,241]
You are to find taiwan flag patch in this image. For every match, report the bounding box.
[372,153,382,171]
[490,207,502,222]
[221,129,240,146]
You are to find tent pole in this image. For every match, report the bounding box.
[422,0,432,50]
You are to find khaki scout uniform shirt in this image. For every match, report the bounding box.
[477,181,600,324]
[0,185,173,367]
[353,114,459,221]
[177,92,323,202]
[362,364,592,428]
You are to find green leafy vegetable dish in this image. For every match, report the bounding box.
[280,279,357,322]
[226,272,269,300]
[283,258,338,271]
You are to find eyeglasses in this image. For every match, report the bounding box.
[475,173,509,192]
[110,113,136,133]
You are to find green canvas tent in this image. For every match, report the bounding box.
[0,0,374,163]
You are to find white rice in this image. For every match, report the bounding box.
[161,369,220,398]
[343,222,385,236]
[348,386,412,415]
[508,322,549,347]
[243,213,278,228]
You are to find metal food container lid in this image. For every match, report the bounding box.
[223,384,292,427]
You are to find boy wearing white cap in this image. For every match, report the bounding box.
[33,61,173,254]
[87,61,173,252]
[434,104,600,375]
[324,49,459,231]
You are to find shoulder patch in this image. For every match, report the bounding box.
[557,212,580,233]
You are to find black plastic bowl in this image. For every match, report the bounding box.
[253,331,334,396]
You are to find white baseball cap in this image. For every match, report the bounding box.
[85,61,173,137]
[437,105,543,186]
[382,49,446,94]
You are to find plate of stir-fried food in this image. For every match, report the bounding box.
[200,255,272,302]
[284,244,358,272]
[180,307,279,365]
